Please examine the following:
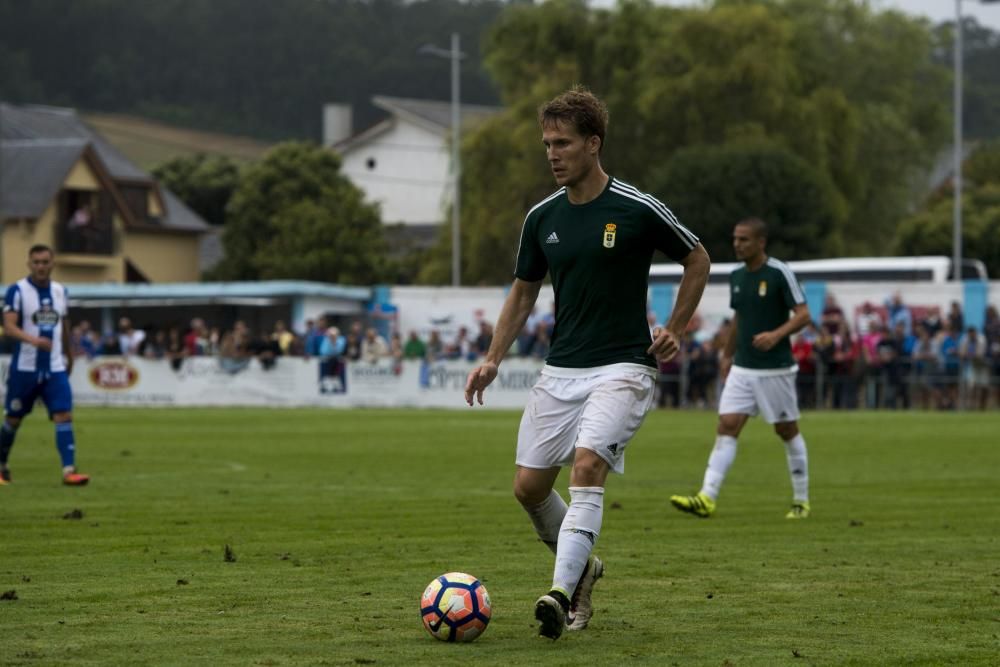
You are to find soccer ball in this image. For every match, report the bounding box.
[420,572,492,642]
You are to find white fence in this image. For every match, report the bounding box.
[0,356,540,409]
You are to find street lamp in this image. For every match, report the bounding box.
[419,34,465,287]
[953,0,1000,282]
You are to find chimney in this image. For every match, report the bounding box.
[323,103,353,147]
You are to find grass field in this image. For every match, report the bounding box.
[1,408,997,666]
[82,113,272,170]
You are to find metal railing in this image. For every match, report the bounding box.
[655,363,1000,411]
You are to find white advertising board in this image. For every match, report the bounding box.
[0,356,541,410]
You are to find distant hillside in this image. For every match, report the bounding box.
[83,113,273,170]
[0,0,503,141]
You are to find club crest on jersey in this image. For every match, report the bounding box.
[603,223,617,248]
[32,303,60,327]
[758,280,767,297]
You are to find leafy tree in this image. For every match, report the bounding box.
[212,142,385,283]
[151,155,241,225]
[934,17,1000,140]
[0,0,504,140]
[445,0,953,284]
[631,0,949,252]
[893,141,1000,278]
[0,42,42,100]
[647,141,847,263]
[773,0,952,251]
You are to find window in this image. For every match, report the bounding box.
[57,189,114,255]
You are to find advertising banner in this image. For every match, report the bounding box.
[0,356,543,409]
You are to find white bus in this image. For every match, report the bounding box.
[649,256,987,285]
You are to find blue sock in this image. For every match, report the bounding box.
[0,421,17,467]
[55,422,76,468]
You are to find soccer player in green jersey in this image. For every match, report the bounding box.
[670,218,813,520]
[464,87,710,640]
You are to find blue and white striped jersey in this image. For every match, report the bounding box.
[3,277,69,373]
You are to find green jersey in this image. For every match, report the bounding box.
[515,177,698,369]
[729,257,805,370]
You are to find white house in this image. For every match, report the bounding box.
[326,96,500,247]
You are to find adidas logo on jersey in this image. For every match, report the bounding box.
[545,232,560,244]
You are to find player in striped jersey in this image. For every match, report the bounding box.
[464,87,710,639]
[670,218,812,519]
[0,245,89,486]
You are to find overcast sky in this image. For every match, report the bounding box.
[587,1,1000,32]
[872,0,1000,29]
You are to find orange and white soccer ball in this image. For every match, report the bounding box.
[420,572,492,642]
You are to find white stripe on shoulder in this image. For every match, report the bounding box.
[609,180,699,246]
[525,187,566,218]
[609,183,698,248]
[611,180,675,221]
[767,257,805,304]
[515,187,565,273]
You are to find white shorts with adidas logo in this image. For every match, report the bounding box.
[718,365,800,424]
[515,363,657,475]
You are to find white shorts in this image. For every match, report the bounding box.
[718,367,800,424]
[516,365,656,475]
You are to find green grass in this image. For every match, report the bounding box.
[1,409,998,666]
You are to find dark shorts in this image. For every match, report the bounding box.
[4,371,73,418]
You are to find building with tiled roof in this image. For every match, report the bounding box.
[0,102,210,284]
[326,95,501,250]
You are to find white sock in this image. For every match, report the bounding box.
[700,435,738,501]
[552,486,603,597]
[523,489,568,555]
[784,434,809,502]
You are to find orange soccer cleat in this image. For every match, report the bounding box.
[62,471,90,486]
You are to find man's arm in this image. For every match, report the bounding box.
[3,310,52,351]
[649,244,710,362]
[62,314,73,375]
[719,314,739,380]
[752,303,812,351]
[464,278,542,405]
[723,314,738,357]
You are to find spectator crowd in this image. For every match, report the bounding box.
[656,293,1000,412]
[1,294,996,410]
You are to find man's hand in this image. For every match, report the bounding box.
[464,361,499,406]
[648,327,682,363]
[34,336,52,352]
[751,331,781,352]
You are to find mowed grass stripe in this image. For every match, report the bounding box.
[1,409,996,666]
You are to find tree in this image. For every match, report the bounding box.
[934,17,1000,140]
[212,142,386,283]
[774,0,952,251]
[0,42,42,101]
[647,141,847,263]
[0,0,504,140]
[445,0,952,284]
[893,141,1000,278]
[151,154,241,225]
